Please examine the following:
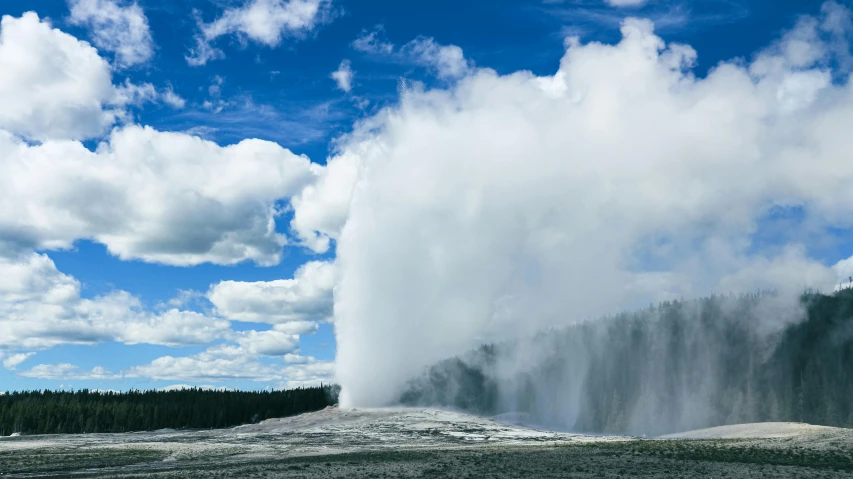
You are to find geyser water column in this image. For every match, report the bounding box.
[324,11,853,407]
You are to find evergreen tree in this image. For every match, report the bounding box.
[0,385,339,436]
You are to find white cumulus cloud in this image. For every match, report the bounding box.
[289,141,366,253]
[0,12,122,141]
[0,125,319,266]
[125,346,276,381]
[273,321,320,335]
[400,37,471,79]
[187,0,332,66]
[21,350,335,384]
[0,9,333,375]
[68,0,154,67]
[236,330,301,356]
[208,261,335,323]
[0,253,231,350]
[0,12,180,142]
[123,344,334,383]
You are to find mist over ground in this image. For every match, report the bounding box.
[296,2,853,410]
[399,290,853,436]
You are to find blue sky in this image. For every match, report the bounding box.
[2,0,853,394]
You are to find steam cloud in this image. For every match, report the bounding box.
[398,292,825,436]
[299,3,853,407]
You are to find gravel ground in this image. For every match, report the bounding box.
[1,408,851,478]
[660,422,853,440]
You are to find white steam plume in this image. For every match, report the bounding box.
[297,4,853,407]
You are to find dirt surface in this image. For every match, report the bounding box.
[660,422,852,439]
[1,408,852,478]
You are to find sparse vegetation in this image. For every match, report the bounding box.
[3,440,853,478]
[3,404,852,477]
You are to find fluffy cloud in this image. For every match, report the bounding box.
[236,330,300,356]
[118,308,231,347]
[124,344,334,383]
[273,321,320,335]
[127,346,277,381]
[0,125,319,266]
[22,344,334,385]
[68,0,154,67]
[331,59,353,92]
[0,251,328,361]
[289,147,363,252]
[0,12,121,141]
[308,5,853,406]
[400,37,471,79]
[0,11,182,142]
[284,353,315,364]
[187,0,331,66]
[0,8,331,379]
[208,261,334,323]
[1,352,34,370]
[760,1,853,72]
[5,253,328,381]
[0,253,230,350]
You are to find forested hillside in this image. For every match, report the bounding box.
[400,290,853,436]
[0,385,340,436]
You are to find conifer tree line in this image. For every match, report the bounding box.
[401,289,853,436]
[0,385,340,436]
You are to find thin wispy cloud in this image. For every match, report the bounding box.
[161,94,348,147]
[352,24,394,55]
[351,26,472,80]
[605,0,650,7]
[541,0,750,38]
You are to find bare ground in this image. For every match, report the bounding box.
[1,407,852,478]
